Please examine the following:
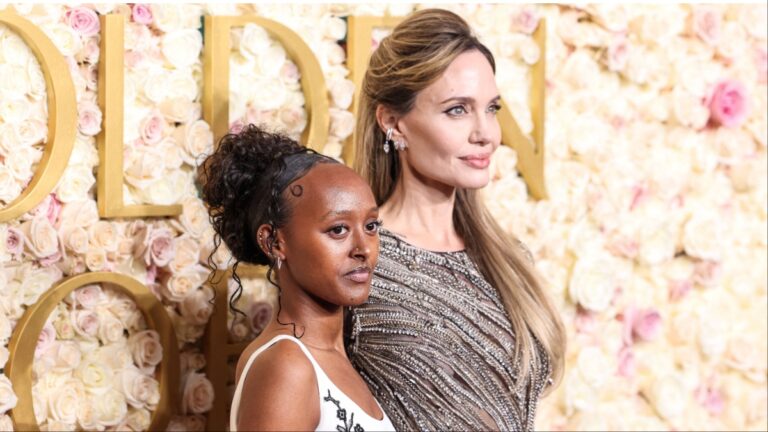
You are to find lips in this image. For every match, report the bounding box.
[459,154,491,169]
[344,266,372,283]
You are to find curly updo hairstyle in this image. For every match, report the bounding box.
[199,124,338,334]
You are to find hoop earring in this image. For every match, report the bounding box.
[384,128,394,153]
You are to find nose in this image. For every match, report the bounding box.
[469,110,496,145]
[350,231,371,261]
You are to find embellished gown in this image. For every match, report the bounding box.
[347,229,551,431]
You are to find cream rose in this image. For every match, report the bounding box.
[568,254,618,312]
[329,108,355,140]
[181,372,214,414]
[165,69,199,101]
[92,388,127,428]
[59,200,99,229]
[55,165,96,203]
[0,414,13,430]
[62,226,89,255]
[88,221,119,253]
[51,341,82,373]
[20,215,59,259]
[85,248,109,272]
[97,311,126,345]
[107,296,143,331]
[21,265,63,306]
[647,373,688,420]
[120,366,161,410]
[71,309,99,339]
[45,23,82,57]
[128,330,163,374]
[116,407,151,432]
[328,78,355,110]
[181,352,207,374]
[180,286,214,326]
[124,146,166,189]
[672,87,710,130]
[238,24,270,60]
[75,360,113,395]
[0,165,22,204]
[161,266,205,302]
[162,29,202,69]
[683,212,725,261]
[170,236,201,273]
[177,120,213,166]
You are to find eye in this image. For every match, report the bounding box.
[488,103,502,114]
[365,219,383,233]
[327,224,349,238]
[445,105,468,116]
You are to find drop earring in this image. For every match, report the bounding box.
[384,128,394,153]
[276,256,282,270]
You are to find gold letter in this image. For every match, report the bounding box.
[345,16,548,199]
[203,16,329,150]
[6,272,180,431]
[97,14,182,218]
[0,11,77,222]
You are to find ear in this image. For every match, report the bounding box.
[375,104,401,135]
[256,224,285,261]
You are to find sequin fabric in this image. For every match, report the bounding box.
[347,229,551,431]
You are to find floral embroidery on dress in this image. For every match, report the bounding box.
[323,390,365,432]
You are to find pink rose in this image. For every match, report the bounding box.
[5,227,24,257]
[511,6,540,34]
[131,4,153,25]
[621,306,662,344]
[249,302,273,335]
[77,36,100,65]
[632,308,662,342]
[574,308,597,334]
[73,284,104,309]
[708,79,750,128]
[228,119,245,134]
[78,100,103,136]
[129,330,163,374]
[66,7,100,37]
[692,259,723,287]
[606,36,629,72]
[38,250,63,267]
[140,110,166,145]
[71,310,99,339]
[691,7,721,46]
[148,227,175,267]
[617,346,636,378]
[35,322,57,358]
[695,384,724,416]
[668,279,692,301]
[29,193,62,226]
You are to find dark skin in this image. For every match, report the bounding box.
[234,163,382,431]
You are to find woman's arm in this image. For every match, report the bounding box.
[236,341,320,431]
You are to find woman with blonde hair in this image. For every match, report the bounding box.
[346,8,566,430]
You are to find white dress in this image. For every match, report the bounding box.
[230,334,396,432]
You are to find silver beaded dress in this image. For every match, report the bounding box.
[347,229,551,431]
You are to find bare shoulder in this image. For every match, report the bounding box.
[235,338,319,431]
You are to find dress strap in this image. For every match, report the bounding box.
[229,334,325,431]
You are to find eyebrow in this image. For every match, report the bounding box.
[439,95,502,105]
[321,206,379,221]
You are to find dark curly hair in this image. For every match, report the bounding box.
[199,124,338,336]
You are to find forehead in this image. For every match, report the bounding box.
[419,50,497,103]
[286,163,373,214]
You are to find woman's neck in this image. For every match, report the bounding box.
[379,163,464,252]
[267,279,346,353]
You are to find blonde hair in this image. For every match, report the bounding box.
[354,8,565,391]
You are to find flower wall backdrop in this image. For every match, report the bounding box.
[0,3,766,431]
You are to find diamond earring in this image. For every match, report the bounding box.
[276,256,282,270]
[384,128,394,153]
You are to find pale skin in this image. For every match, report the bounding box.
[376,49,503,252]
[234,163,383,431]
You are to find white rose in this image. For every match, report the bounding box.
[75,360,113,395]
[0,165,22,204]
[128,330,163,374]
[672,86,710,129]
[71,309,99,339]
[328,78,355,110]
[124,146,165,189]
[116,407,151,431]
[120,366,160,409]
[55,164,96,203]
[173,198,209,238]
[45,23,82,57]
[135,170,186,205]
[162,29,202,69]
[21,265,63,306]
[576,346,614,389]
[257,43,286,78]
[568,254,618,312]
[62,226,89,255]
[91,343,133,372]
[159,98,200,124]
[0,95,29,125]
[1,28,34,65]
[647,373,688,420]
[47,383,80,424]
[329,108,355,140]
[238,24,270,60]
[181,372,214,414]
[0,374,17,413]
[97,310,126,345]
[322,15,347,40]
[52,341,82,373]
[563,371,596,416]
[107,296,143,332]
[683,211,725,261]
[59,200,99,229]
[92,388,127,428]
[698,315,727,358]
[180,286,214,325]
[20,215,59,259]
[0,346,8,368]
[16,118,47,147]
[151,4,201,32]
[165,69,199,101]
